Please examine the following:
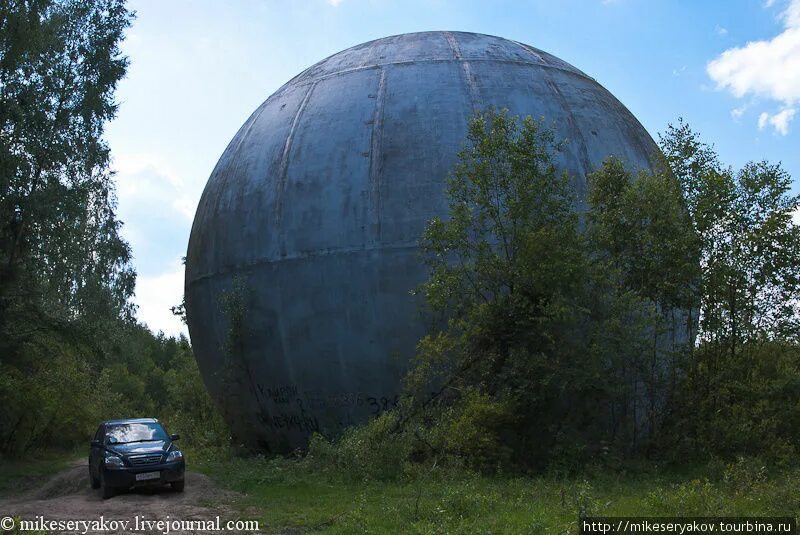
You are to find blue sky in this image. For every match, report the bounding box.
[106,0,800,335]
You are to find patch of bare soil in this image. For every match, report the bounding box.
[0,460,257,534]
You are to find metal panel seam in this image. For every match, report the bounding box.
[275,81,318,229]
[368,67,388,244]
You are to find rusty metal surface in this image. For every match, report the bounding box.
[185,31,663,451]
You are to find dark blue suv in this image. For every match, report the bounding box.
[88,418,185,499]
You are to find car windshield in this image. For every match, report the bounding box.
[105,422,168,444]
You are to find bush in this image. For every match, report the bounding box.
[306,412,415,481]
[667,341,800,464]
[428,389,515,472]
[0,319,230,457]
[722,457,767,496]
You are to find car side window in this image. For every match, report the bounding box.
[94,426,103,442]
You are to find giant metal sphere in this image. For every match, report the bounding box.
[185,31,660,451]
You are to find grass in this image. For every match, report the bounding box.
[0,450,78,498]
[187,448,800,534]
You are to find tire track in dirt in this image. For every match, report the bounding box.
[0,459,261,534]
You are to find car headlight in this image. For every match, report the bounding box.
[165,449,183,463]
[104,453,124,468]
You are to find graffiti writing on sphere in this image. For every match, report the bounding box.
[254,383,400,434]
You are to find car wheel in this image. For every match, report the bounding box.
[89,465,100,489]
[100,470,115,499]
[171,479,185,493]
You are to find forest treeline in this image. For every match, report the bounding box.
[0,0,225,457]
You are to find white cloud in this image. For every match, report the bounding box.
[716,25,728,36]
[113,154,196,266]
[707,0,800,134]
[327,0,344,5]
[788,0,800,26]
[769,107,796,134]
[672,65,687,77]
[759,111,770,129]
[731,104,747,119]
[114,153,194,222]
[758,108,796,134]
[134,260,187,336]
[112,152,198,335]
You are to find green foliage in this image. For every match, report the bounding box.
[162,342,230,449]
[587,156,700,314]
[306,412,415,481]
[0,1,230,458]
[218,276,252,409]
[669,340,800,462]
[1,0,135,322]
[657,121,800,462]
[190,451,800,533]
[0,0,134,456]
[328,113,800,478]
[436,389,515,471]
[585,155,702,456]
[272,113,800,490]
[0,453,73,497]
[722,456,768,495]
[0,319,229,456]
[408,110,605,470]
[0,332,97,453]
[646,478,727,516]
[660,119,800,346]
[401,110,700,471]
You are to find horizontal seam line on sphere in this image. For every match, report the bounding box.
[187,242,421,284]
[285,57,595,87]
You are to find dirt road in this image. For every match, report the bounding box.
[0,459,258,534]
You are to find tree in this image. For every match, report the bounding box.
[0,0,134,324]
[408,110,664,468]
[0,0,135,455]
[319,115,799,470]
[586,157,701,450]
[660,120,800,348]
[658,120,800,459]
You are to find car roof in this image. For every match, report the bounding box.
[102,417,160,425]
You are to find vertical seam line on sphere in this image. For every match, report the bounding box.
[211,101,270,220]
[444,32,480,112]
[275,81,317,234]
[461,61,480,113]
[368,67,388,244]
[542,75,592,188]
[444,31,463,60]
[512,40,548,67]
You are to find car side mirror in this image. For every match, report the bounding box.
[170,433,180,441]
[90,440,101,448]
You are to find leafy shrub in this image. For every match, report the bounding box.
[306,412,415,481]
[722,457,767,496]
[667,341,800,464]
[431,389,515,472]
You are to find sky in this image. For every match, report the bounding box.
[105,0,800,336]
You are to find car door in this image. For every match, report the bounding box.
[89,425,104,477]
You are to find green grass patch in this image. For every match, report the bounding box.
[190,451,800,534]
[0,451,78,497]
